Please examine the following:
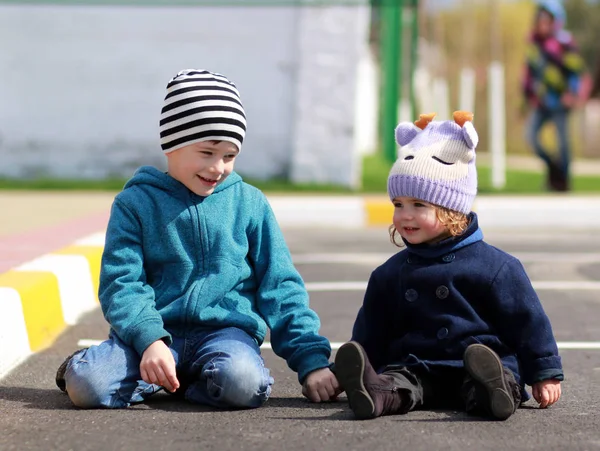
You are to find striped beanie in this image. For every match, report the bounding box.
[387,111,478,215]
[159,69,247,153]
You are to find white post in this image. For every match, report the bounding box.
[353,48,379,157]
[432,77,450,120]
[488,61,506,189]
[459,67,476,113]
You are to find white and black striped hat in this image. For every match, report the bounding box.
[159,69,247,153]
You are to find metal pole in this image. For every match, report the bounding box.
[381,0,403,164]
[409,0,419,119]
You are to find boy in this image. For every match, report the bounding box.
[55,69,339,408]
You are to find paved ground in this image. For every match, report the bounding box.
[0,192,115,237]
[1,225,600,451]
[0,192,113,272]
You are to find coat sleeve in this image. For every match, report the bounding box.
[99,198,171,356]
[351,269,393,373]
[248,194,331,384]
[487,258,563,385]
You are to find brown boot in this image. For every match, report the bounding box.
[463,344,515,420]
[335,341,404,419]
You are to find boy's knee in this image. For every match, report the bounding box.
[65,359,114,408]
[204,351,272,408]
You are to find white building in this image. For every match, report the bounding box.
[0,1,372,188]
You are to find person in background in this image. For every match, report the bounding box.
[522,0,588,191]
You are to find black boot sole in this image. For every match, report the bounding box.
[55,348,88,392]
[464,344,515,420]
[335,341,376,419]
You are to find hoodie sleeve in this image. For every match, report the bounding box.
[487,257,563,385]
[249,194,331,384]
[99,198,171,356]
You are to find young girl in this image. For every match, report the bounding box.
[334,111,563,421]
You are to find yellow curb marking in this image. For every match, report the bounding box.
[365,200,393,226]
[0,270,64,352]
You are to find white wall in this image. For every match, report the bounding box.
[291,5,369,188]
[0,4,297,179]
[0,3,370,187]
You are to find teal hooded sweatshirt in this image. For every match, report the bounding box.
[99,166,331,383]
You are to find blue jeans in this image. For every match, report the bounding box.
[64,327,274,409]
[527,107,571,177]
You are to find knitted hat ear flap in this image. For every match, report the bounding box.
[395,123,421,146]
[395,113,437,146]
[453,110,478,149]
[462,122,478,149]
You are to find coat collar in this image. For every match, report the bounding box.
[404,212,483,260]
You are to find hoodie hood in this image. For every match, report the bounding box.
[123,165,243,198]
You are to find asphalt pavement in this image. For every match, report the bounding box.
[1,225,600,451]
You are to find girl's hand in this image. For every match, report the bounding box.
[532,379,561,408]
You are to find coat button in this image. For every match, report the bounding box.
[407,257,413,264]
[405,289,418,302]
[442,253,455,263]
[436,285,449,299]
[437,327,449,339]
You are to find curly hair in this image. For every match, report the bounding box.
[388,206,470,248]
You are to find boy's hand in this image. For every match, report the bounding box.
[532,379,561,408]
[302,367,342,402]
[140,339,180,393]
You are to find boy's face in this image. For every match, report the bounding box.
[392,197,449,245]
[166,140,239,196]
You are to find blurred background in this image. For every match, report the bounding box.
[1,0,599,194]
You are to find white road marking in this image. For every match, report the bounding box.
[292,252,600,265]
[303,281,600,292]
[77,339,600,351]
[557,342,600,350]
[74,232,106,247]
[305,281,367,291]
[533,281,600,290]
[61,248,600,267]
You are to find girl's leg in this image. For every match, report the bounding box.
[462,344,521,420]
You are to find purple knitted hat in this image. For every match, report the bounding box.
[387,111,479,214]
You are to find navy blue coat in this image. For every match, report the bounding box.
[351,213,563,397]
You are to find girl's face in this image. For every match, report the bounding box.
[392,197,450,245]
